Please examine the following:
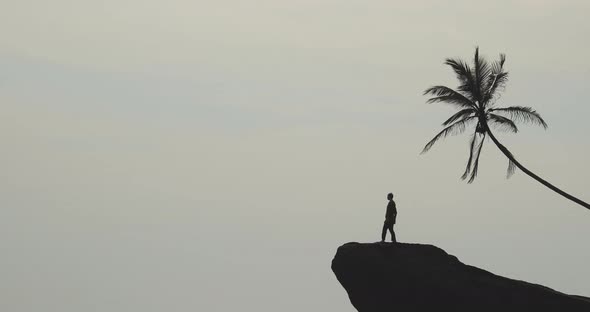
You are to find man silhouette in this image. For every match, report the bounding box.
[381,193,397,243]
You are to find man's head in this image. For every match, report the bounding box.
[387,193,394,200]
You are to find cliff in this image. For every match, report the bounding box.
[332,242,590,312]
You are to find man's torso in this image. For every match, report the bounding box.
[385,200,397,223]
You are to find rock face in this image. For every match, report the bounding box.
[332,242,590,312]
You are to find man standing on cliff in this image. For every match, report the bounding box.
[381,193,397,243]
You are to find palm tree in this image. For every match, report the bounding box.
[422,47,590,210]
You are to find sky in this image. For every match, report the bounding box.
[1,1,590,311]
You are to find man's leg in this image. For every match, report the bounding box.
[389,224,396,243]
[381,222,388,242]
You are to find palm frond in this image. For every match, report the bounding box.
[490,53,506,77]
[442,108,476,126]
[461,133,478,180]
[502,146,518,179]
[424,86,476,109]
[444,58,477,100]
[486,73,509,106]
[497,53,506,68]
[421,117,477,154]
[473,47,492,102]
[488,114,519,133]
[483,54,508,106]
[490,106,548,129]
[467,133,486,183]
[507,159,516,178]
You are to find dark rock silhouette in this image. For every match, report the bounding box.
[332,242,590,312]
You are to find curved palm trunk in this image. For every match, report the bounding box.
[485,127,590,210]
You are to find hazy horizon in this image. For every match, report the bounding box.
[2,1,589,311]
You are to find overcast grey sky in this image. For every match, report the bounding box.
[1,1,590,311]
